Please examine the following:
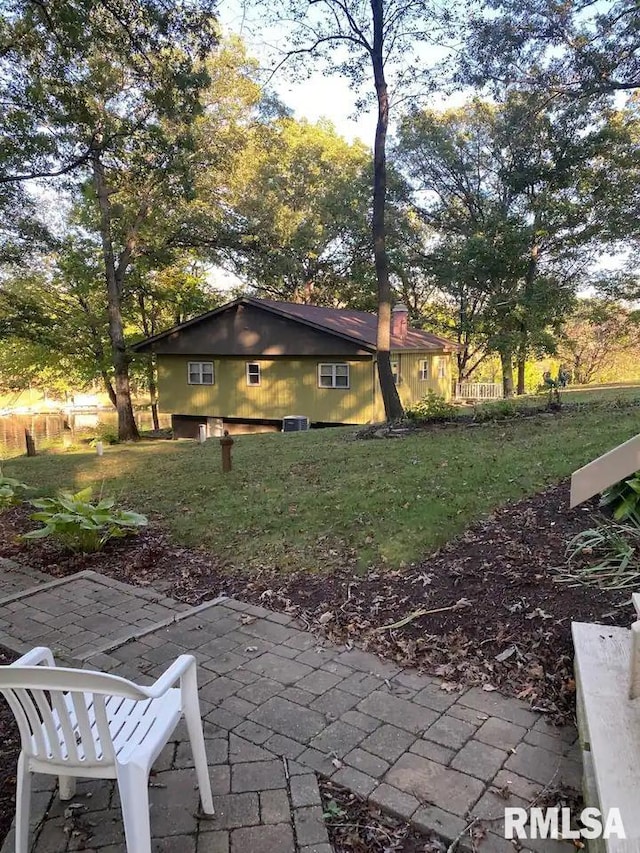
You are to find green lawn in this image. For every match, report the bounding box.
[5,400,640,574]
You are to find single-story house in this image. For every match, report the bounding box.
[132,296,457,434]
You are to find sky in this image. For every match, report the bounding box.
[216,0,448,146]
[218,1,379,143]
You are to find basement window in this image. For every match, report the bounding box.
[246,362,261,386]
[188,361,214,385]
[318,363,350,389]
[419,360,429,381]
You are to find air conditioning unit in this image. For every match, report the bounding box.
[282,415,309,432]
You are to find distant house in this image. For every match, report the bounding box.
[132,296,457,434]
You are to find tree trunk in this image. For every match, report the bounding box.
[147,355,160,431]
[370,0,403,422]
[91,150,140,441]
[500,349,514,398]
[516,239,539,396]
[101,371,117,408]
[516,347,526,395]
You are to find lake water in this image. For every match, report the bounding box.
[0,410,170,459]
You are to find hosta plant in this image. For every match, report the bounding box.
[23,487,147,553]
[0,469,31,508]
[600,472,640,525]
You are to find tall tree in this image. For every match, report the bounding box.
[396,95,605,395]
[0,0,217,439]
[558,298,640,385]
[211,117,376,307]
[244,0,449,421]
[461,0,640,98]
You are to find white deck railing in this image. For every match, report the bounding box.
[455,382,503,400]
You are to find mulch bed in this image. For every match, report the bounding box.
[0,646,19,844]
[0,480,632,725]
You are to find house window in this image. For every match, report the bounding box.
[391,361,400,384]
[246,362,261,386]
[419,360,429,381]
[318,363,349,389]
[188,361,214,385]
[438,360,446,379]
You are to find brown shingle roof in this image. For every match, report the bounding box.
[257,298,455,351]
[132,296,457,353]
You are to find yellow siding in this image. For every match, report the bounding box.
[395,351,452,406]
[370,351,453,421]
[157,355,376,424]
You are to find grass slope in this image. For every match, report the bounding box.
[5,401,640,573]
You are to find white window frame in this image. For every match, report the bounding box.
[438,359,447,379]
[318,362,350,389]
[246,362,261,386]
[391,360,400,385]
[187,361,214,385]
[419,360,430,381]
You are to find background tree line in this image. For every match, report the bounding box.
[1,0,639,433]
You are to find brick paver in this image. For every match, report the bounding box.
[0,557,51,598]
[0,572,581,853]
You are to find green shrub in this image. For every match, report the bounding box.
[0,470,31,508]
[23,487,147,552]
[600,472,640,524]
[90,421,119,446]
[472,399,522,421]
[406,390,457,421]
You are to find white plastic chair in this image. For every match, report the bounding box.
[0,646,214,853]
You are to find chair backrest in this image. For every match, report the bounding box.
[0,665,147,767]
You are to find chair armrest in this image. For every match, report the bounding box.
[12,647,55,667]
[142,654,197,698]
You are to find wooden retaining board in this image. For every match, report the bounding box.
[572,621,640,853]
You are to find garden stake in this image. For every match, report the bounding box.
[220,431,234,473]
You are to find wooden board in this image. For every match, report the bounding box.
[570,434,640,508]
[572,622,640,851]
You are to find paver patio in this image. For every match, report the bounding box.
[0,562,582,853]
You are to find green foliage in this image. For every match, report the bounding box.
[600,472,640,525]
[395,94,623,391]
[23,488,147,553]
[91,422,120,446]
[322,800,347,821]
[560,518,640,590]
[405,390,457,422]
[472,399,521,421]
[0,471,31,508]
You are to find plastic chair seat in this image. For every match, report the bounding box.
[34,689,182,766]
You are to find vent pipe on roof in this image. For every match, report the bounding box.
[391,303,409,342]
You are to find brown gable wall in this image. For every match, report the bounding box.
[151,303,371,357]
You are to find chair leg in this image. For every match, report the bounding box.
[183,690,214,814]
[116,763,152,853]
[59,775,76,800]
[15,752,31,853]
